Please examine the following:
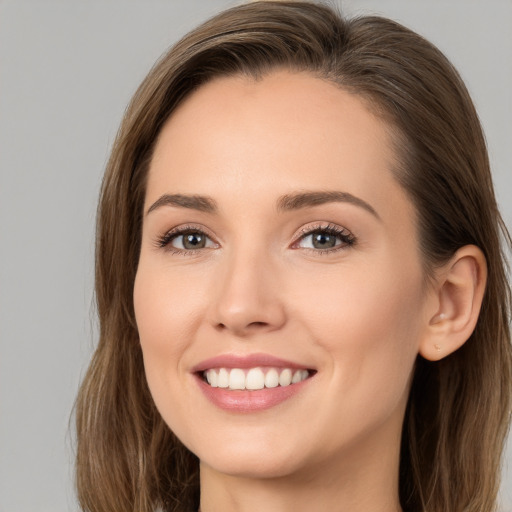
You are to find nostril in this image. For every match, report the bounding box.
[215,321,269,332]
[248,321,268,328]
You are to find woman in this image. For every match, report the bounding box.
[74,1,512,511]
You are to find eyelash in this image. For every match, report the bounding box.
[293,223,356,254]
[154,222,356,256]
[155,224,215,255]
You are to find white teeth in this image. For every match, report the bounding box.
[229,368,246,390]
[292,370,309,383]
[292,370,302,384]
[206,369,218,387]
[203,367,310,390]
[246,368,265,390]
[264,368,279,388]
[217,368,229,388]
[279,368,292,387]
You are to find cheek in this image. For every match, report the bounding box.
[293,259,424,396]
[133,262,215,442]
[133,264,200,395]
[134,259,205,342]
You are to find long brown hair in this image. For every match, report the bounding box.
[75,2,512,511]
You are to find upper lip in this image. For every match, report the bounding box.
[191,353,314,373]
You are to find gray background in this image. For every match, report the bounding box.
[0,1,510,510]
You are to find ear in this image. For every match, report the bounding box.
[419,245,487,361]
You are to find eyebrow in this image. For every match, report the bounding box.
[146,194,218,215]
[146,190,380,219]
[276,191,380,219]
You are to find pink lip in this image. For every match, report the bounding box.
[191,353,312,373]
[194,375,312,413]
[191,353,315,413]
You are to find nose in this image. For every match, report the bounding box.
[207,247,286,337]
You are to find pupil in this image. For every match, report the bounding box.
[183,232,205,249]
[313,232,336,249]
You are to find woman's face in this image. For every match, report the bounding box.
[134,71,433,480]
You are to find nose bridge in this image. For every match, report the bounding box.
[209,238,285,335]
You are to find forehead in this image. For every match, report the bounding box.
[152,71,394,170]
[146,70,412,225]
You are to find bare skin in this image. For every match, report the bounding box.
[134,71,486,512]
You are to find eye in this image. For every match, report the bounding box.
[156,226,218,254]
[294,223,356,252]
[171,231,213,250]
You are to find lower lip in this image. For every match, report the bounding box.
[194,374,312,412]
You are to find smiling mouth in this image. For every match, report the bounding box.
[201,367,315,391]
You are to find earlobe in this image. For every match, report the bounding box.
[419,245,487,361]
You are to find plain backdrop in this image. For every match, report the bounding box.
[0,1,511,510]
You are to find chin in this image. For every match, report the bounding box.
[176,422,309,479]
[198,448,304,480]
